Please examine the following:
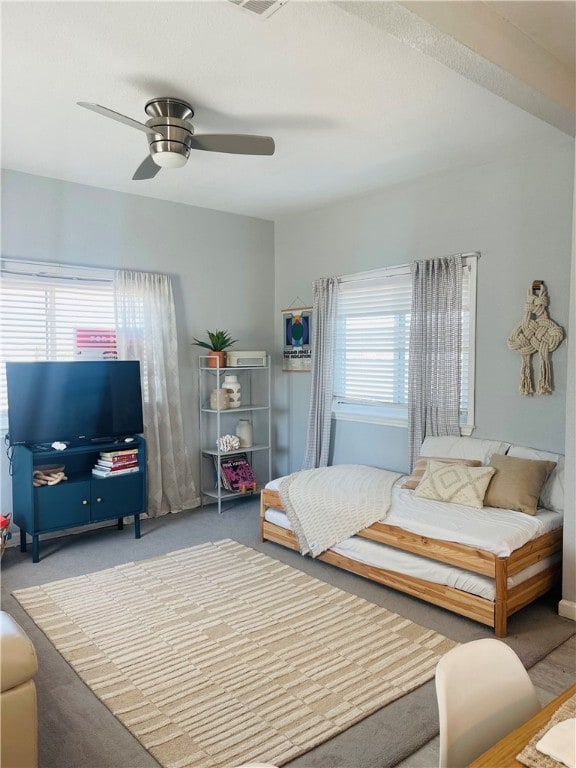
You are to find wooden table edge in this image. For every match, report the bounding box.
[468,682,576,767]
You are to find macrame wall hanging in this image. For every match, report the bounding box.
[507,280,564,395]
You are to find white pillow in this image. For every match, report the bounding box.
[507,445,564,513]
[419,436,511,465]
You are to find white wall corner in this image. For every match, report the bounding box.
[558,599,576,622]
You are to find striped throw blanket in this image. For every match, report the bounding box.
[279,464,402,557]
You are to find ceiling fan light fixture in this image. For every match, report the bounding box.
[152,151,188,169]
[77,96,275,182]
[149,137,191,169]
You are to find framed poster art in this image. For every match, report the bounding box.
[282,306,312,371]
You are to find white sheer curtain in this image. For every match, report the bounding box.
[302,277,338,469]
[114,270,199,516]
[408,255,463,470]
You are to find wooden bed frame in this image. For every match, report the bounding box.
[260,488,562,637]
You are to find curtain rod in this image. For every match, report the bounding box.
[1,268,112,283]
[1,258,170,282]
[1,257,114,283]
[338,251,481,284]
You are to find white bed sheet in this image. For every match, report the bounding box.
[265,476,562,557]
[264,506,560,602]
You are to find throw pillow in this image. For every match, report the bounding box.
[402,457,482,490]
[419,436,511,464]
[484,454,557,515]
[414,460,496,509]
[507,445,564,513]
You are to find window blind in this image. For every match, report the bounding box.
[461,265,471,414]
[333,262,473,420]
[0,265,116,414]
[333,271,412,406]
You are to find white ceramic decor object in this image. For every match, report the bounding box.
[217,434,241,452]
[210,388,230,410]
[224,375,241,408]
[236,419,253,447]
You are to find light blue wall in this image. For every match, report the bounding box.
[3,151,574,610]
[0,170,275,512]
[273,144,574,476]
[2,146,573,506]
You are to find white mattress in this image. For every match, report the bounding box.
[264,506,560,602]
[266,476,563,557]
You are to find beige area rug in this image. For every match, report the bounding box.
[14,539,457,768]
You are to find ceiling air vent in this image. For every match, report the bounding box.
[228,0,288,20]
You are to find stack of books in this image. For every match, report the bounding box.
[214,452,257,493]
[92,448,139,478]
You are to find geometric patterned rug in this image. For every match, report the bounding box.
[14,539,457,768]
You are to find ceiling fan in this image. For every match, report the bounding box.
[77,97,275,181]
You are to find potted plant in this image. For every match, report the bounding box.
[193,330,238,368]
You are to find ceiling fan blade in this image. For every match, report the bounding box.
[189,134,275,156]
[132,155,161,181]
[77,102,162,136]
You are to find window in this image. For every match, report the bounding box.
[0,260,116,423]
[332,258,476,432]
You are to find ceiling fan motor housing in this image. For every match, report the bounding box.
[144,98,195,165]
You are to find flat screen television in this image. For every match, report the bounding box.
[6,361,144,446]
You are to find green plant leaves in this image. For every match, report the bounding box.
[192,330,238,351]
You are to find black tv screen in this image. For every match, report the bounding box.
[6,361,144,446]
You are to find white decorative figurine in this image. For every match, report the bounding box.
[216,434,241,453]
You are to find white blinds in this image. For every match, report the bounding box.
[333,264,471,415]
[461,264,471,414]
[0,262,116,412]
[334,271,412,406]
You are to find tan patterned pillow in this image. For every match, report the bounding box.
[484,454,556,515]
[414,460,496,508]
[402,457,482,490]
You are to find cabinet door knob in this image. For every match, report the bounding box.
[82,499,89,505]
[96,497,102,503]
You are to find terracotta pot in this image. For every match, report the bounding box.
[208,350,226,369]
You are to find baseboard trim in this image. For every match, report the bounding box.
[559,599,576,621]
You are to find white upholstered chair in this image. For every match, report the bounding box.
[435,638,540,768]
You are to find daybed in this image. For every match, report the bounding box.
[260,437,564,637]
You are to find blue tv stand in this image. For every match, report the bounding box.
[11,436,147,562]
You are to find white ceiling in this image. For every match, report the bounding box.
[2,1,574,220]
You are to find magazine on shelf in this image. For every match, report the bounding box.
[213,453,257,492]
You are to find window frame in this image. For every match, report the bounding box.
[332,256,477,434]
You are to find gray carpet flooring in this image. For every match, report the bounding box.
[2,499,575,768]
